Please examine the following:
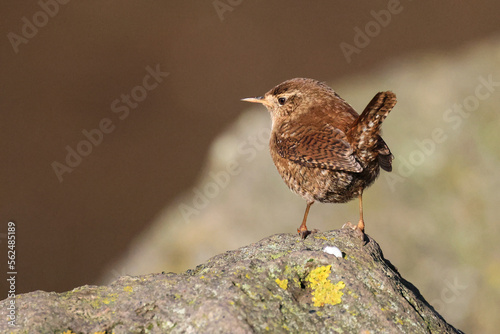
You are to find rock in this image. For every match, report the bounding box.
[1,229,461,333]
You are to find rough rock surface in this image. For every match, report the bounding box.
[1,229,461,333]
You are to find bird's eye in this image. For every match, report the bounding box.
[278,97,286,106]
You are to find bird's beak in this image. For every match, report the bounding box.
[241,96,272,108]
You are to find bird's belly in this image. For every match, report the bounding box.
[273,157,380,204]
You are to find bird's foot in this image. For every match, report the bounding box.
[297,227,311,239]
[297,227,318,239]
[342,221,366,242]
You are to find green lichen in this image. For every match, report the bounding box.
[270,251,288,260]
[61,331,112,334]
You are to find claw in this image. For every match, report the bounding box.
[297,228,311,239]
[342,221,366,242]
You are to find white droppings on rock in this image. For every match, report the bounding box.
[323,246,343,258]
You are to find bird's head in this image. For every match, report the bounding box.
[242,78,339,123]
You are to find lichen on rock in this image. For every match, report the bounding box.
[306,265,345,307]
[0,229,462,333]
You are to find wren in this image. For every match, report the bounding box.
[242,78,396,239]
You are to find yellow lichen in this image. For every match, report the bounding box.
[347,289,359,299]
[102,293,118,305]
[89,292,118,308]
[275,278,288,290]
[124,286,133,293]
[306,265,345,307]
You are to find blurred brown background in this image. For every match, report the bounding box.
[1,1,499,332]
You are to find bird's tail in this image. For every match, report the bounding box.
[347,91,396,171]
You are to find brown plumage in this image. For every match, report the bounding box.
[242,78,396,239]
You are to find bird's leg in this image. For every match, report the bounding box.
[357,192,365,232]
[342,192,366,241]
[297,201,314,239]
